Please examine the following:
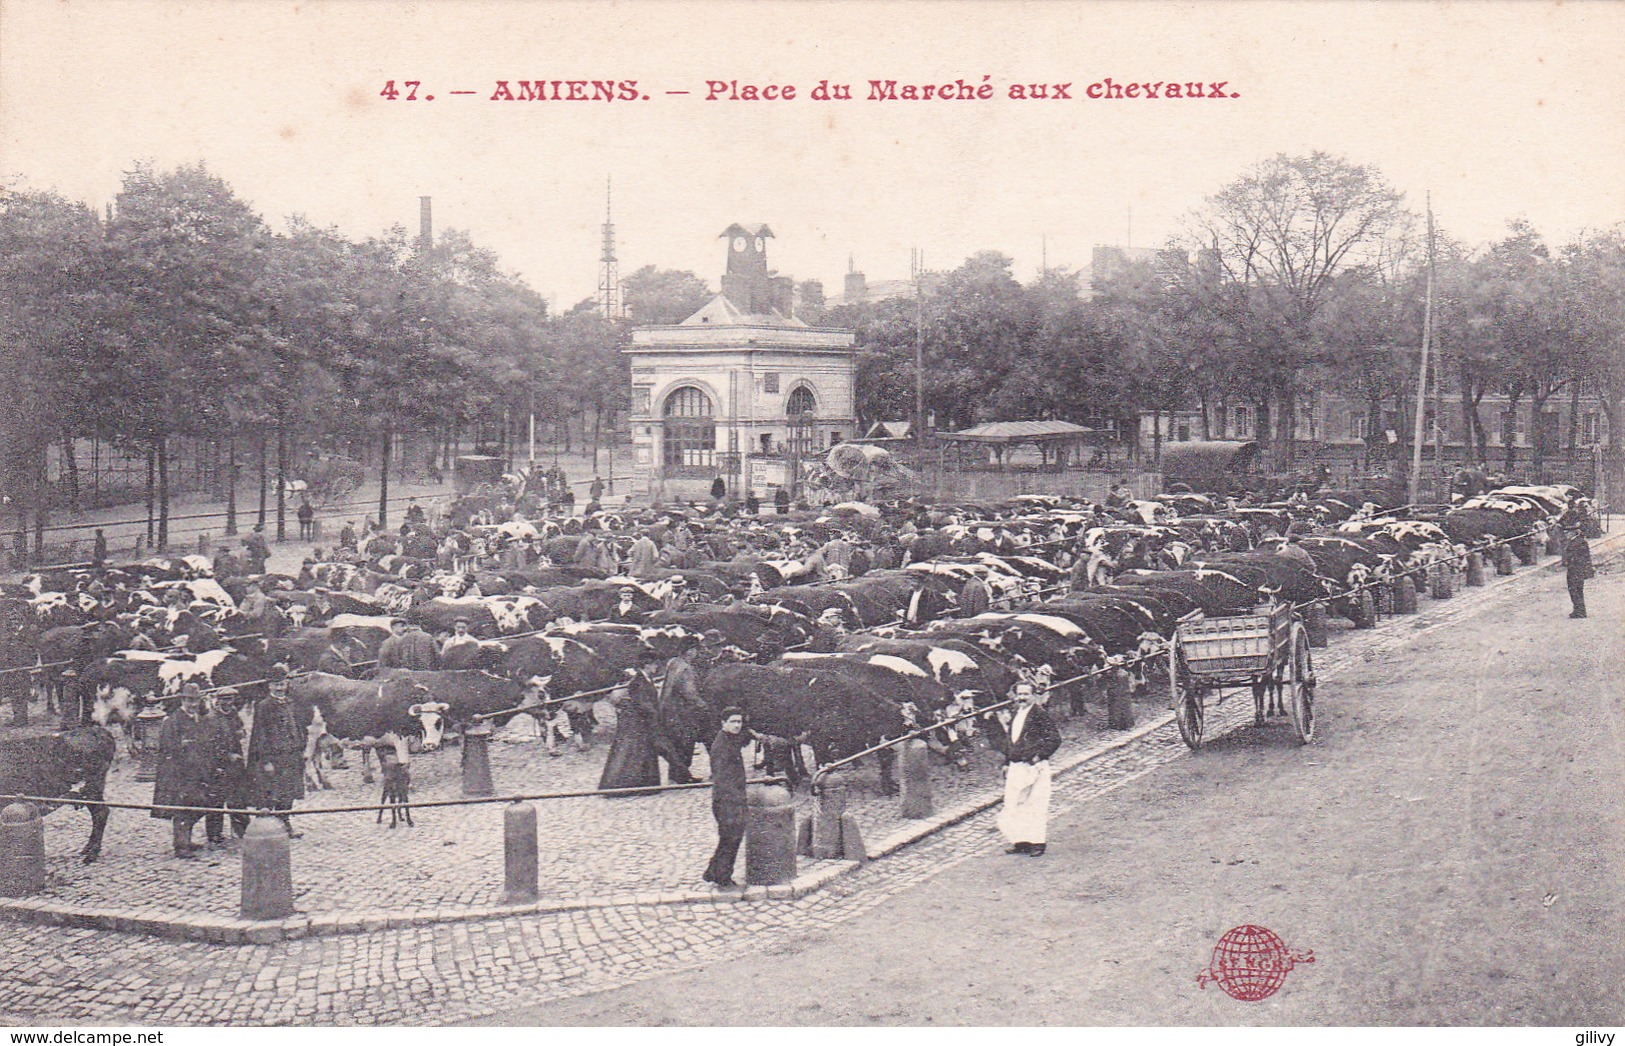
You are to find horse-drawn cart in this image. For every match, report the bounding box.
[1169,601,1315,749]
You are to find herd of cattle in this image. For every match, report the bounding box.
[0,480,1585,862]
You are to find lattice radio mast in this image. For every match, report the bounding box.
[597,177,622,319]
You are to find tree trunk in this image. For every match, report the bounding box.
[156,435,169,552]
[1199,388,1212,440]
[226,429,238,536]
[60,435,79,511]
[1458,366,1477,466]
[145,443,156,549]
[257,431,268,529]
[32,444,47,564]
[275,411,287,542]
[1503,390,1522,471]
[1567,382,1582,462]
[378,420,392,530]
[1470,387,1489,465]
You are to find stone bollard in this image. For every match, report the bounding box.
[240,816,295,920]
[795,815,813,857]
[1516,538,1538,566]
[501,801,538,904]
[811,773,848,859]
[1494,545,1516,575]
[745,784,797,886]
[1392,577,1418,614]
[0,802,45,898]
[898,740,934,819]
[461,723,494,798]
[1304,603,1329,646]
[1546,530,1563,556]
[1465,552,1486,587]
[1429,566,1455,600]
[839,813,869,865]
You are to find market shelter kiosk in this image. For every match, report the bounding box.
[937,420,1094,470]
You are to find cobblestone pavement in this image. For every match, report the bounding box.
[29,681,1167,924]
[0,550,1585,1026]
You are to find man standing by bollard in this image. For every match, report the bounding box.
[1561,516,1595,619]
[703,707,749,888]
[995,683,1061,857]
[248,665,305,837]
[152,684,210,859]
[203,687,251,845]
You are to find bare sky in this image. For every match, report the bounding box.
[3,0,1621,309]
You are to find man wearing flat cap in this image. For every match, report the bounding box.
[440,617,480,660]
[153,683,211,857]
[248,664,306,836]
[609,587,646,625]
[1561,515,1595,619]
[378,616,437,670]
[658,635,709,784]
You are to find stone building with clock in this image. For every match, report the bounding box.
[624,224,857,504]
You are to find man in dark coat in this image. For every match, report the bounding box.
[377,618,438,670]
[994,682,1062,856]
[599,656,664,791]
[248,664,306,836]
[92,528,108,567]
[152,683,211,857]
[202,687,251,843]
[244,526,270,575]
[1562,521,1595,619]
[702,707,749,887]
[0,596,37,726]
[657,639,710,784]
[297,499,315,540]
[773,486,790,515]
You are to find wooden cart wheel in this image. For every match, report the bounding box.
[1170,649,1204,750]
[1287,624,1316,744]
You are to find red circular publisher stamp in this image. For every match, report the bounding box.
[1196,925,1315,1001]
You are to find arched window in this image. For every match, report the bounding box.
[663,386,715,468]
[786,386,817,417]
[786,386,817,458]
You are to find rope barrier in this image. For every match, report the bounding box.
[0,776,790,819]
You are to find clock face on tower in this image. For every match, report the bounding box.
[732,236,747,252]
[754,236,765,251]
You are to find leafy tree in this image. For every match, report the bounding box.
[622,265,710,325]
[1186,152,1410,464]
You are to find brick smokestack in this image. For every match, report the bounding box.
[419,196,432,252]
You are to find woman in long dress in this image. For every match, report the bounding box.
[598,658,663,791]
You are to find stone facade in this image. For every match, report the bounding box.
[625,225,856,504]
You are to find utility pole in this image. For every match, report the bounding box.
[913,248,926,454]
[1408,192,1436,506]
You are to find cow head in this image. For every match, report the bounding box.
[92,684,138,727]
[407,700,452,749]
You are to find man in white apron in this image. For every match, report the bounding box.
[996,682,1062,856]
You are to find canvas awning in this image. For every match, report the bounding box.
[938,420,1094,443]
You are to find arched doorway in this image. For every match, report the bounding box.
[663,386,716,470]
[787,385,817,459]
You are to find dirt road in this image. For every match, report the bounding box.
[506,563,1624,1026]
